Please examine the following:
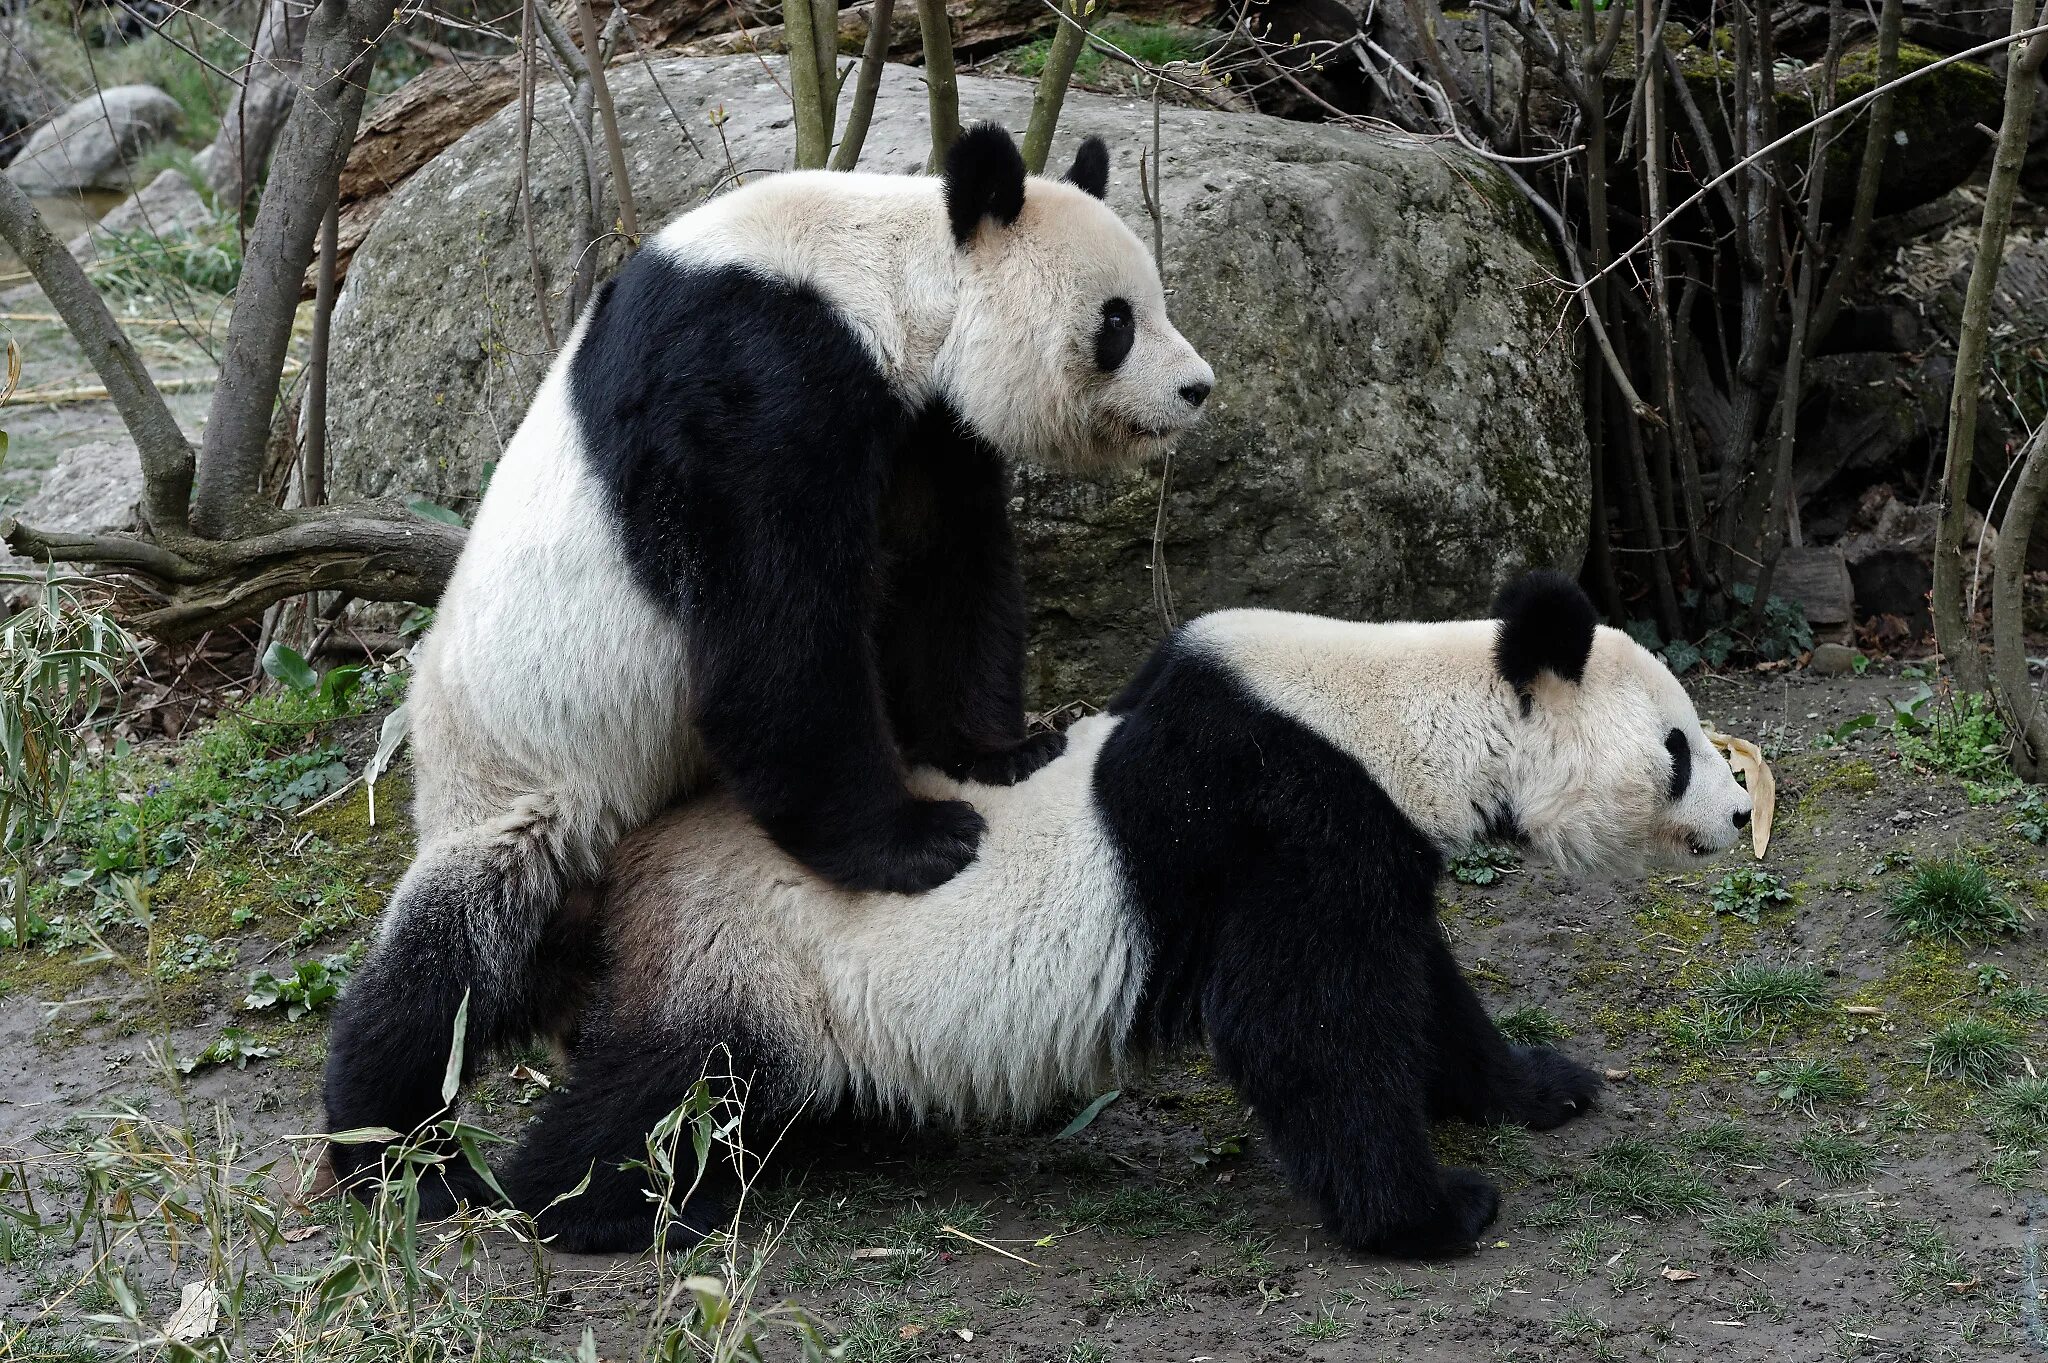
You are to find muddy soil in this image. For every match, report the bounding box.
[4,666,2046,1361]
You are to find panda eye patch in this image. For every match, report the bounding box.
[1665,727,1692,801]
[1096,298,1136,371]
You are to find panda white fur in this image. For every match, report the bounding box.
[323,126,1215,1184]
[448,573,1753,1257]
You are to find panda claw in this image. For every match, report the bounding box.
[951,731,1068,786]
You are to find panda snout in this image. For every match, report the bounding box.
[1733,807,1750,830]
[1179,380,1212,409]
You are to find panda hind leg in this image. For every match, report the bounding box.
[1422,930,1600,1132]
[500,1020,795,1255]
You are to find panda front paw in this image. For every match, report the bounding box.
[1504,1046,1602,1131]
[1365,1168,1501,1259]
[794,798,986,895]
[953,731,1068,786]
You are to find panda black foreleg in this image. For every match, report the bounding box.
[1202,917,1500,1258]
[877,407,1065,788]
[1421,929,1600,1132]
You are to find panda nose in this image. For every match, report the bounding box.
[1733,808,1751,829]
[1179,381,1212,409]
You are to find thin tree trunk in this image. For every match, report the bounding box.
[195,0,304,214]
[1022,0,1096,174]
[1992,423,2048,777]
[917,0,961,168]
[783,0,831,166]
[0,174,194,533]
[191,0,401,540]
[830,0,894,169]
[302,201,338,509]
[576,0,640,243]
[1932,0,2046,692]
[813,0,840,147]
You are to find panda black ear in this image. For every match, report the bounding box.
[943,123,1027,247]
[1063,137,1110,200]
[1493,570,1598,693]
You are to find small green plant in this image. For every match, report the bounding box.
[1008,18,1209,83]
[1709,868,1793,923]
[1708,960,1829,1028]
[2012,788,2048,844]
[1704,1201,1798,1260]
[1451,841,1521,885]
[1292,1301,1354,1340]
[1884,856,2021,944]
[1892,684,2010,782]
[1923,1016,2020,1086]
[1758,1058,1862,1114]
[177,1026,281,1073]
[1494,1004,1568,1045]
[1991,1079,2048,1138]
[1676,1120,1766,1168]
[1794,1130,1875,1185]
[243,953,355,1020]
[1087,1264,1185,1316]
[1995,985,2048,1021]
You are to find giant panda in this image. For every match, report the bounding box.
[322,124,1216,1187]
[440,572,1754,1257]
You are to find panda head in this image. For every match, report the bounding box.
[935,124,1215,472]
[1492,572,1754,875]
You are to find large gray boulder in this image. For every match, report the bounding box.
[4,85,183,195]
[0,439,143,582]
[328,58,1587,705]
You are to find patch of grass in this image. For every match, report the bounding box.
[1884,857,2021,945]
[1704,1201,1798,1260]
[1676,1120,1766,1169]
[1495,1004,1569,1045]
[1578,1139,1721,1220]
[1708,960,1830,1027]
[1197,1233,1274,1291]
[1005,18,1210,84]
[1794,1130,1875,1185]
[1661,1002,1753,1051]
[1709,868,1793,923]
[1292,1302,1353,1340]
[1990,1078,2048,1139]
[1062,1184,1212,1239]
[1757,1057,1863,1115]
[1894,1223,1970,1300]
[1548,1222,1619,1280]
[1994,984,2048,1021]
[1923,1016,2021,1086]
[1087,1264,1186,1316]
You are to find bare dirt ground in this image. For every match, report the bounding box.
[3,663,2046,1362]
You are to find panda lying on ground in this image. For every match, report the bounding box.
[442,572,1753,1257]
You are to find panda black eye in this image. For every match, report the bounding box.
[1096,298,1136,372]
[1665,727,1692,801]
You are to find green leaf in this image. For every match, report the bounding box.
[1056,1089,1120,1139]
[317,664,364,709]
[261,643,318,693]
[442,989,471,1107]
[406,496,465,527]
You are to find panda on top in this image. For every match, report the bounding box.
[437,572,1753,1258]
[322,124,1215,1186]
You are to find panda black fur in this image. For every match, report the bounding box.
[322,125,1215,1189]
[448,573,1755,1256]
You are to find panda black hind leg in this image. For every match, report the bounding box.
[324,813,588,1192]
[1421,929,1601,1132]
[496,1009,800,1255]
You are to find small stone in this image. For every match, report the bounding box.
[1809,642,1861,675]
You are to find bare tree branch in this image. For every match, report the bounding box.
[830,0,894,169]
[193,0,402,540]
[576,0,640,241]
[916,0,961,168]
[0,175,194,534]
[1022,0,1096,173]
